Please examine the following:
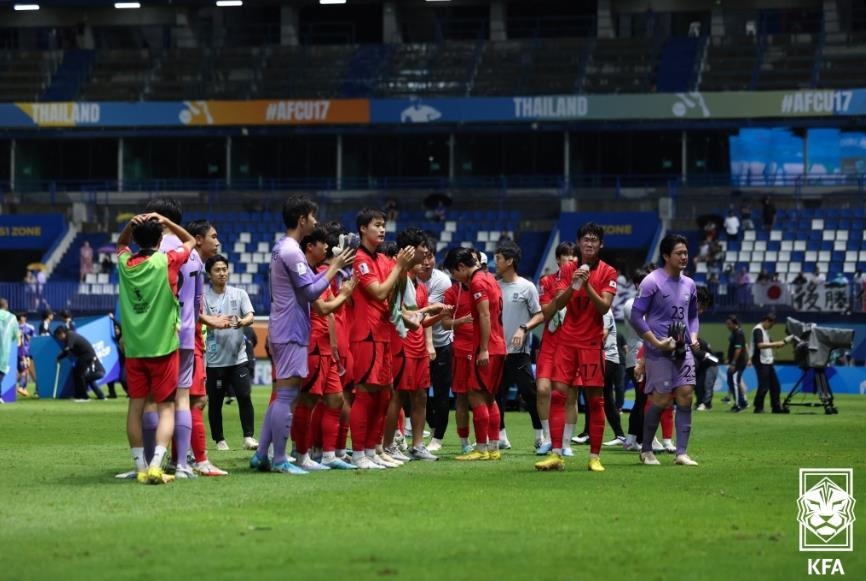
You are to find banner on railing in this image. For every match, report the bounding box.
[1,89,865,129]
[0,214,65,249]
[756,282,854,313]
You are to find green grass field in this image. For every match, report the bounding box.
[1,390,864,581]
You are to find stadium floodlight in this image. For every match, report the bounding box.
[14,4,40,10]
[216,0,243,6]
[319,0,347,5]
[114,2,141,8]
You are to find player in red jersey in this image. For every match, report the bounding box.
[536,223,617,473]
[382,228,451,462]
[348,208,415,469]
[534,242,576,457]
[292,227,357,471]
[443,247,507,461]
[440,274,476,453]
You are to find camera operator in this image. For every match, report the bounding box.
[751,313,789,414]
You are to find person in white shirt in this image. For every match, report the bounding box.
[750,313,789,414]
[724,210,740,241]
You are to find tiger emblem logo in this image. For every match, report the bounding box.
[797,476,856,545]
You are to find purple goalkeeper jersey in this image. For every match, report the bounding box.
[268,235,330,345]
[160,234,200,350]
[629,268,699,358]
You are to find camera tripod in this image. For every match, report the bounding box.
[782,366,838,415]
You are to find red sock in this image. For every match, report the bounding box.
[588,396,606,455]
[310,401,325,450]
[549,390,566,450]
[457,426,470,439]
[366,390,391,450]
[322,405,342,453]
[293,403,313,455]
[191,406,208,463]
[472,404,489,445]
[337,418,350,452]
[349,391,373,452]
[661,406,674,440]
[487,401,500,443]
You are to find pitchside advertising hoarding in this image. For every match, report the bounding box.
[0,214,65,249]
[1,89,865,128]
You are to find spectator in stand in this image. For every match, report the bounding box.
[724,210,740,242]
[38,309,53,336]
[384,198,399,223]
[740,201,754,230]
[791,272,807,286]
[813,267,826,284]
[761,196,776,230]
[80,241,94,282]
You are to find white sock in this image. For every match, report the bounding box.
[500,428,508,442]
[131,447,146,472]
[488,440,499,451]
[553,447,562,455]
[365,448,376,458]
[336,448,346,458]
[563,423,575,445]
[150,445,167,469]
[459,436,469,448]
[625,434,637,446]
[322,452,336,463]
[534,428,543,441]
[430,437,442,446]
[353,450,365,461]
[663,438,673,447]
[299,452,311,465]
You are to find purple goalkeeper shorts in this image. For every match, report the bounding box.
[271,341,308,381]
[644,351,696,394]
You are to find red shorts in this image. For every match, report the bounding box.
[452,350,474,394]
[127,351,179,403]
[191,351,206,397]
[535,341,557,380]
[396,355,431,391]
[552,347,605,388]
[302,344,342,396]
[351,339,392,387]
[468,353,505,395]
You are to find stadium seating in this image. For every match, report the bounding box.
[0,50,62,102]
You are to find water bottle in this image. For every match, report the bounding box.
[572,264,590,290]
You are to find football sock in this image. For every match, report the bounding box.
[549,391,566,450]
[322,405,342,453]
[487,402,501,444]
[174,410,192,467]
[255,403,273,459]
[270,388,297,465]
[336,417,350,454]
[675,404,692,455]
[190,407,208,463]
[588,396,606,455]
[142,411,158,464]
[540,420,551,442]
[563,422,575,447]
[292,403,313,455]
[661,406,674,440]
[471,404,489,447]
[310,401,325,450]
[642,404,663,453]
[349,390,374,453]
[150,445,167,469]
[366,390,390,450]
[131,447,146,472]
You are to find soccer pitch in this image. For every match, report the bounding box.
[1,390,863,581]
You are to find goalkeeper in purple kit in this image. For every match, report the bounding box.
[629,234,700,467]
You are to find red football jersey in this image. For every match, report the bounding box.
[444,282,474,355]
[310,264,332,349]
[469,270,506,356]
[351,246,393,343]
[402,279,429,358]
[556,260,618,349]
[538,270,567,344]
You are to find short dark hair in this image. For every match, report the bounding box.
[132,218,163,249]
[53,325,68,338]
[378,240,399,258]
[205,254,229,273]
[322,220,347,258]
[762,312,777,323]
[696,286,713,310]
[42,309,53,320]
[660,233,689,259]
[282,195,318,230]
[144,197,182,224]
[495,240,521,269]
[356,207,386,233]
[301,226,328,252]
[59,309,72,319]
[631,266,653,287]
[396,227,428,250]
[555,241,576,259]
[443,247,477,272]
[185,219,213,238]
[726,315,739,326]
[578,222,604,242]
